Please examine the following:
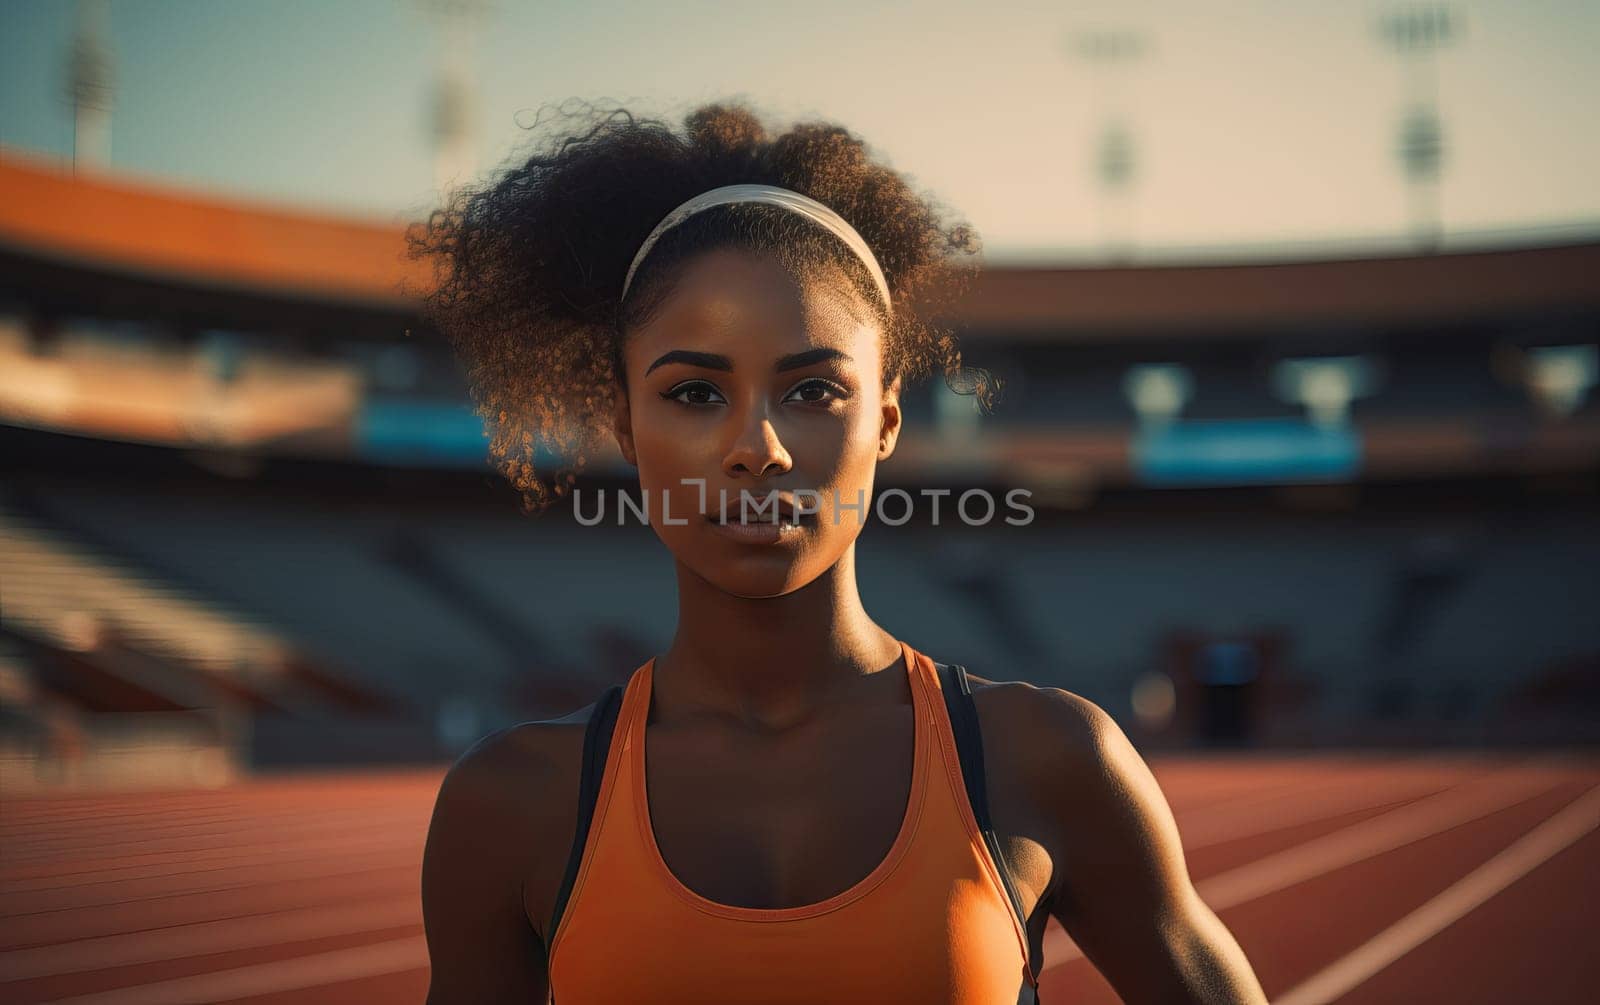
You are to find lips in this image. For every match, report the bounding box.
[710,493,811,525]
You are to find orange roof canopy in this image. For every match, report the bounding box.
[0,150,431,308]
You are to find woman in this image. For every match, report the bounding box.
[414,101,1266,1004]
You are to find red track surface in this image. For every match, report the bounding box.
[2,755,1594,1003]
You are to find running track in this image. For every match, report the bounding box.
[2,754,1594,1003]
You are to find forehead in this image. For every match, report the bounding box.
[627,248,881,360]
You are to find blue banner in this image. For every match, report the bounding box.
[1132,418,1362,486]
[356,400,492,468]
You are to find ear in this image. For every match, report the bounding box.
[612,383,638,467]
[878,373,903,461]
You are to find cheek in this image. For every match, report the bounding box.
[806,410,883,533]
[627,422,705,530]
[632,412,696,478]
[826,399,884,477]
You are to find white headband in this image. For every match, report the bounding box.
[619,183,892,315]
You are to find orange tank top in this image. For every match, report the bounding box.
[546,639,1039,1003]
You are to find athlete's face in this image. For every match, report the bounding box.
[613,248,901,598]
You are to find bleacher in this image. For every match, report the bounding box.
[1,153,1596,787]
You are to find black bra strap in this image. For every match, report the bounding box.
[546,683,625,961]
[935,662,1043,1004]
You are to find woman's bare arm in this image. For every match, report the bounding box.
[1035,689,1268,1004]
[422,727,553,1004]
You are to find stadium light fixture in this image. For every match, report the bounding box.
[1377,4,1464,250]
[1065,27,1150,260]
[1122,363,1192,427]
[1270,355,1383,428]
[65,0,114,173]
[1524,345,1598,418]
[418,0,490,195]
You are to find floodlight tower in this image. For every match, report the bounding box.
[1378,5,1462,251]
[419,0,488,195]
[1067,28,1148,262]
[65,0,114,173]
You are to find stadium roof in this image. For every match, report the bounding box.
[959,243,1600,337]
[0,150,429,311]
[3,150,1598,334]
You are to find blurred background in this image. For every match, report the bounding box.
[1,2,1597,1002]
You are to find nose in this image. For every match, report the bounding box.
[723,406,792,479]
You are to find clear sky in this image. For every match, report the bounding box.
[2,0,1597,262]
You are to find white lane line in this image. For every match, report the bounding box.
[40,935,430,1005]
[1041,771,1552,971]
[1271,784,1600,1005]
[1179,776,1458,852]
[1193,774,1544,908]
[0,897,419,980]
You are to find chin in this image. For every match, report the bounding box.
[676,545,821,599]
[706,558,814,599]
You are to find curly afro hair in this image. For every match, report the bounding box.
[407,99,994,514]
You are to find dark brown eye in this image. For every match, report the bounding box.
[785,378,846,404]
[661,381,726,406]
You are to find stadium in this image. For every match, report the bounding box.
[2,3,1598,1001]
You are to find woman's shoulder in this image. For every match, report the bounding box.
[963,671,1181,889]
[965,673,1113,755]
[427,697,610,866]
[423,694,620,944]
[962,672,1133,804]
[443,694,607,795]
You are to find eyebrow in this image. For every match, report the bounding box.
[644,347,852,377]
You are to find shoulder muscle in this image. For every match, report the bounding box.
[421,716,588,1004]
[1006,686,1189,921]
[1011,686,1266,1003]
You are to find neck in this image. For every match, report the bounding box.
[654,545,903,733]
